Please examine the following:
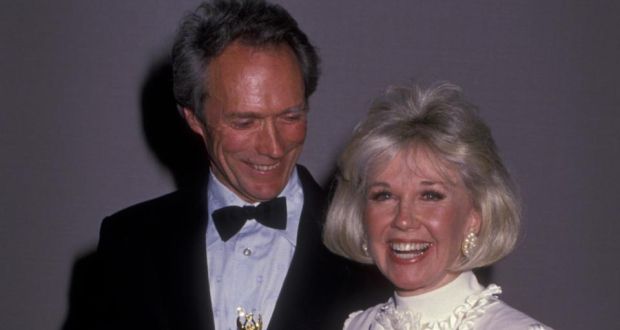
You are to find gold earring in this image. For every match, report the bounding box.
[462,231,478,258]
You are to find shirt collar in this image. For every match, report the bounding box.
[206,167,303,245]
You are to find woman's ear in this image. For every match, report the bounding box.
[467,208,482,235]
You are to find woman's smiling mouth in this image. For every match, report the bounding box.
[389,241,431,260]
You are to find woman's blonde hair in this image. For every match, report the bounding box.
[323,83,520,271]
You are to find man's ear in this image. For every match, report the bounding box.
[182,107,207,139]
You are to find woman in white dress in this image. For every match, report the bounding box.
[323,83,552,330]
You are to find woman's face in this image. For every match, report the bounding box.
[364,148,479,296]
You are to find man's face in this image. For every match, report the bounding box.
[184,42,307,203]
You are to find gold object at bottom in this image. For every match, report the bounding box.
[236,308,262,330]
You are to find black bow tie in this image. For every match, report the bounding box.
[211,197,287,242]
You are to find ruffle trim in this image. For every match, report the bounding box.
[372,284,502,330]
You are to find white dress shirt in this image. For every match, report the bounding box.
[206,168,303,330]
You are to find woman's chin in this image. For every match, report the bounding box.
[391,270,460,297]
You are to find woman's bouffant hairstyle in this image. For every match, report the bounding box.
[323,82,520,271]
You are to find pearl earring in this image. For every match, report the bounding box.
[462,231,478,258]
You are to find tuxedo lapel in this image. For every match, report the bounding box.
[268,166,330,330]
[157,186,216,330]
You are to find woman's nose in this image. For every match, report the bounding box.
[393,203,420,230]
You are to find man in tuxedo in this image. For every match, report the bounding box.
[94,1,386,329]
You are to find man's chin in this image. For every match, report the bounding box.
[242,172,293,201]
[244,183,288,202]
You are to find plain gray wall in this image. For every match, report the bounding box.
[2,1,619,329]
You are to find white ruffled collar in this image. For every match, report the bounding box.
[374,271,502,330]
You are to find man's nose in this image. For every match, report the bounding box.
[256,120,285,158]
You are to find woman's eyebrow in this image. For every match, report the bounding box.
[367,182,390,189]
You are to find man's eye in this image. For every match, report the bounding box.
[421,190,445,201]
[370,191,392,201]
[230,119,255,129]
[281,112,306,123]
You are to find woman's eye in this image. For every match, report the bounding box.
[370,191,392,201]
[421,190,445,201]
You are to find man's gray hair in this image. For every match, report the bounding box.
[172,0,320,120]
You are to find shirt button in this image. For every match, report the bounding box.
[243,248,252,256]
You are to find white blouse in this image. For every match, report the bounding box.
[344,271,552,330]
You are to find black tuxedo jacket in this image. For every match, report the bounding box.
[91,165,387,330]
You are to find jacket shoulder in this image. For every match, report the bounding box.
[104,190,187,221]
[99,188,205,244]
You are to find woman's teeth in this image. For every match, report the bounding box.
[390,242,430,259]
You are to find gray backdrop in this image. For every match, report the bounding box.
[2,1,619,329]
